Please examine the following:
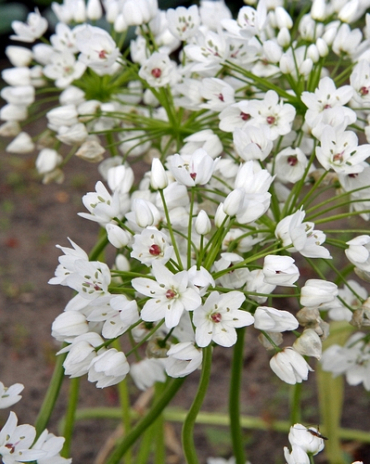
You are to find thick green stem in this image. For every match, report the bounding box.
[61,377,80,457]
[105,377,185,464]
[229,328,247,464]
[289,382,302,425]
[182,345,213,464]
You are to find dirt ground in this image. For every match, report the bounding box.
[1,145,370,464]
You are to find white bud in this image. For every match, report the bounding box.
[311,0,327,20]
[307,44,319,63]
[0,121,21,137]
[279,54,294,74]
[6,132,35,153]
[275,7,293,29]
[299,58,313,76]
[214,203,229,228]
[151,158,168,190]
[52,311,88,342]
[5,46,33,67]
[195,210,211,235]
[36,148,62,174]
[0,104,27,121]
[277,27,291,47]
[75,139,105,162]
[293,328,322,360]
[114,14,128,33]
[87,0,103,20]
[223,189,244,217]
[322,24,338,45]
[73,0,87,22]
[338,0,360,23]
[263,40,282,63]
[106,1,120,23]
[106,224,131,248]
[133,199,155,228]
[115,254,130,271]
[316,38,328,57]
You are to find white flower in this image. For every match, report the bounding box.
[167,5,200,41]
[139,52,176,88]
[88,349,130,388]
[275,209,331,259]
[130,358,166,390]
[0,412,46,463]
[106,224,132,249]
[58,332,104,378]
[132,261,201,329]
[58,124,88,146]
[0,382,24,409]
[193,291,254,347]
[1,85,35,106]
[200,78,235,112]
[289,423,325,455]
[43,51,86,88]
[233,125,273,162]
[270,347,313,384]
[5,45,33,67]
[75,25,121,75]
[6,132,35,154]
[32,430,71,464]
[263,255,299,287]
[300,279,338,308]
[293,329,322,360]
[274,147,308,183]
[79,181,124,225]
[131,227,174,266]
[51,311,88,342]
[316,125,370,175]
[49,238,89,286]
[181,129,223,159]
[254,306,299,332]
[151,158,168,190]
[11,8,48,43]
[284,445,310,464]
[166,342,203,377]
[345,235,370,272]
[65,259,111,300]
[35,149,63,175]
[168,148,217,187]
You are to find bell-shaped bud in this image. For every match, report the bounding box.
[307,44,319,63]
[106,224,131,248]
[195,210,211,235]
[133,199,155,228]
[293,328,322,359]
[311,0,327,20]
[6,132,34,153]
[338,0,360,23]
[223,189,244,217]
[151,158,168,190]
[214,203,229,228]
[275,7,293,29]
[75,139,104,163]
[316,38,328,57]
[87,0,103,20]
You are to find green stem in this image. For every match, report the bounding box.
[113,339,132,464]
[35,352,67,438]
[105,377,185,464]
[289,382,302,424]
[61,377,80,458]
[182,345,213,464]
[229,328,246,464]
[154,383,166,464]
[159,189,183,269]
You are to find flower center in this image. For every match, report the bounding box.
[211,312,222,323]
[287,155,298,166]
[333,152,343,163]
[98,49,108,59]
[151,68,162,78]
[266,115,275,125]
[166,289,177,299]
[218,93,224,102]
[149,244,162,256]
[190,172,196,180]
[240,112,250,121]
[360,86,369,96]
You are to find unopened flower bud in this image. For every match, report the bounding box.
[74,0,87,22]
[214,203,229,228]
[338,0,360,23]
[36,148,62,175]
[151,158,168,190]
[277,27,291,47]
[316,38,328,57]
[114,14,128,33]
[87,0,103,20]
[52,311,88,342]
[106,224,131,248]
[293,328,322,359]
[0,104,27,121]
[279,54,294,74]
[322,25,338,45]
[195,210,211,235]
[6,132,34,153]
[311,0,327,20]
[258,331,283,350]
[133,199,155,228]
[5,46,33,67]
[307,44,319,63]
[75,139,105,162]
[275,7,293,29]
[223,189,244,217]
[299,58,313,76]
[0,121,21,137]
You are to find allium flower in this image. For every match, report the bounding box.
[75,25,121,75]
[200,78,235,112]
[233,125,273,162]
[165,342,203,377]
[0,382,24,409]
[193,291,254,347]
[131,227,174,266]
[254,306,299,332]
[345,235,370,271]
[130,358,166,390]
[283,445,310,464]
[300,279,338,308]
[0,412,46,463]
[288,423,325,455]
[132,261,201,329]
[167,5,200,41]
[274,147,308,183]
[139,52,176,88]
[6,132,35,154]
[79,181,124,225]
[270,347,313,384]
[11,8,48,43]
[88,348,130,388]
[32,430,71,464]
[43,51,86,88]
[263,255,299,287]
[168,148,217,187]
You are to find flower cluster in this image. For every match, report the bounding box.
[2,0,370,462]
